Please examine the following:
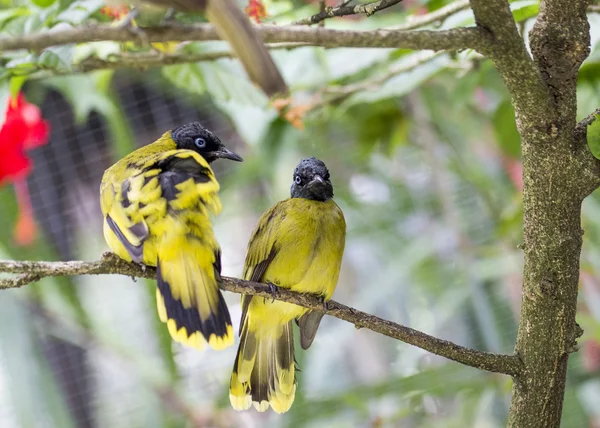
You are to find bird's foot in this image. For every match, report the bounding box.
[161,8,177,25]
[320,296,329,312]
[118,7,138,28]
[266,282,278,303]
[118,8,149,47]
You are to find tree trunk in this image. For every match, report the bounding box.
[508,139,586,426]
[507,1,600,426]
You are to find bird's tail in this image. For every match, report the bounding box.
[155,240,233,350]
[230,320,296,413]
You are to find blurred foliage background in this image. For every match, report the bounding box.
[1,0,600,427]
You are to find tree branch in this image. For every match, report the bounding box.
[0,253,523,377]
[576,107,600,132]
[293,0,405,26]
[23,43,311,77]
[469,0,552,131]
[0,23,489,54]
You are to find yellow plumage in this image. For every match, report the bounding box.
[100,122,242,350]
[230,158,346,413]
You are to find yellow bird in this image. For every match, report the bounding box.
[229,157,346,413]
[100,122,243,350]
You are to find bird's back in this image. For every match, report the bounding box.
[244,197,346,328]
[100,134,221,265]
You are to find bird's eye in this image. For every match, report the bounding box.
[295,176,302,185]
[324,173,330,180]
[194,137,206,149]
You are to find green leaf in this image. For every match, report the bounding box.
[162,63,207,96]
[4,55,38,78]
[493,100,521,158]
[0,7,30,28]
[510,0,539,22]
[31,0,57,8]
[34,22,76,72]
[337,99,409,157]
[55,0,104,24]
[586,114,600,160]
[38,45,74,72]
[43,72,115,123]
[9,75,27,98]
[161,43,267,105]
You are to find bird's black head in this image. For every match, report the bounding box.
[290,157,333,201]
[171,122,243,164]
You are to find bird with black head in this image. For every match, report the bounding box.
[230,157,346,413]
[100,121,242,351]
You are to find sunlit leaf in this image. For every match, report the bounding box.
[587,115,600,160]
[31,0,57,8]
[9,75,27,98]
[510,0,539,22]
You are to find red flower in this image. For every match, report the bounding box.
[0,93,50,185]
[246,0,267,23]
[0,93,50,246]
[99,5,130,20]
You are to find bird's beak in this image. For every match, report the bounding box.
[307,175,326,189]
[215,147,244,162]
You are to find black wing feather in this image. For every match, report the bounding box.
[106,214,146,263]
[239,247,277,333]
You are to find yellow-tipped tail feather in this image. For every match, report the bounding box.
[230,321,296,413]
[155,239,233,351]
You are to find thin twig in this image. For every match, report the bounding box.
[293,0,405,25]
[0,253,524,377]
[19,43,313,77]
[319,0,326,27]
[393,0,471,30]
[576,107,600,132]
[308,50,445,111]
[0,273,41,288]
